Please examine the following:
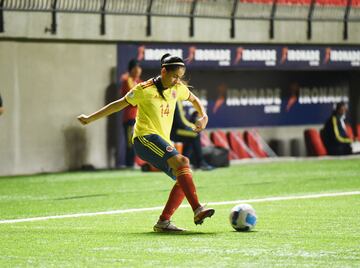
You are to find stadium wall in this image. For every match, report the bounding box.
[1,12,360,44]
[0,41,116,175]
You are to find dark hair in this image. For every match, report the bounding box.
[128,59,139,72]
[160,53,185,72]
[335,101,346,113]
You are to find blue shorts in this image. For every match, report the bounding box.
[134,134,179,180]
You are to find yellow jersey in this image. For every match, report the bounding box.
[125,77,190,144]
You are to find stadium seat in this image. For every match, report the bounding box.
[240,0,359,6]
[135,155,146,167]
[243,130,268,158]
[210,130,238,160]
[174,142,183,154]
[345,124,355,141]
[227,131,255,159]
[135,156,161,172]
[357,124,360,141]
[200,130,212,147]
[304,129,328,156]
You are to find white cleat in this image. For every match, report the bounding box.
[153,220,186,232]
[194,205,215,225]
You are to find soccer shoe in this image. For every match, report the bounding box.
[153,220,186,232]
[194,205,215,225]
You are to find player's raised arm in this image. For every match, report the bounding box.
[77,97,129,125]
[187,91,208,132]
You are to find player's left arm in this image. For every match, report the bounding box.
[187,91,208,132]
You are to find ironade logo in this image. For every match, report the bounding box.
[241,49,277,66]
[144,48,183,61]
[226,88,281,106]
[286,49,320,66]
[330,50,360,66]
[227,87,281,113]
[194,49,231,65]
[298,86,349,104]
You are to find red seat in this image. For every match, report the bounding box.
[200,130,212,147]
[239,0,359,6]
[345,124,354,141]
[135,155,146,167]
[243,130,268,158]
[210,130,238,160]
[227,131,254,159]
[304,129,327,156]
[135,156,161,172]
[357,124,360,142]
[353,0,360,7]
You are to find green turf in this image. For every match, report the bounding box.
[0,158,359,267]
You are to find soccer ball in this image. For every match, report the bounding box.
[229,204,257,231]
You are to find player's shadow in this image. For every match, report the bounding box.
[134,231,218,236]
[63,126,87,171]
[104,67,119,168]
[231,230,258,234]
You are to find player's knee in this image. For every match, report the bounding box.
[168,155,189,169]
[177,155,189,167]
[174,155,192,178]
[168,154,190,171]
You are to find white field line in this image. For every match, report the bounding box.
[1,191,359,225]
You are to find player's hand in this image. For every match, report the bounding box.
[77,114,91,125]
[193,115,208,132]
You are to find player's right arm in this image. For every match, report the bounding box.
[77,97,129,125]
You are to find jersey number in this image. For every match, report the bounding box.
[160,104,170,117]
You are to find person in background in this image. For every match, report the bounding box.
[120,59,142,168]
[322,102,352,155]
[0,94,4,116]
[171,101,213,170]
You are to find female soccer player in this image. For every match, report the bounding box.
[77,54,215,232]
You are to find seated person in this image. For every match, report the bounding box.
[171,101,213,170]
[321,102,352,155]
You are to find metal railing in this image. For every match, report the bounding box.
[1,0,358,39]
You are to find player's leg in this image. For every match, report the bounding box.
[167,154,215,225]
[133,135,186,232]
[154,181,186,232]
[159,182,185,221]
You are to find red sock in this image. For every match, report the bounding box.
[160,182,185,221]
[176,165,200,211]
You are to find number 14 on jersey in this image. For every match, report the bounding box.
[160,104,170,117]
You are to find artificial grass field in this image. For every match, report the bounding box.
[0,158,359,267]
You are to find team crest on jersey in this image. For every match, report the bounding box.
[171,90,177,99]
[166,146,174,152]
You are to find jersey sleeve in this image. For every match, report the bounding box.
[125,85,142,106]
[177,84,190,101]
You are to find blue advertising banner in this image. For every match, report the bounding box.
[117,43,355,127]
[117,43,360,73]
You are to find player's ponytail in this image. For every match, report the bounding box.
[160,53,171,64]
